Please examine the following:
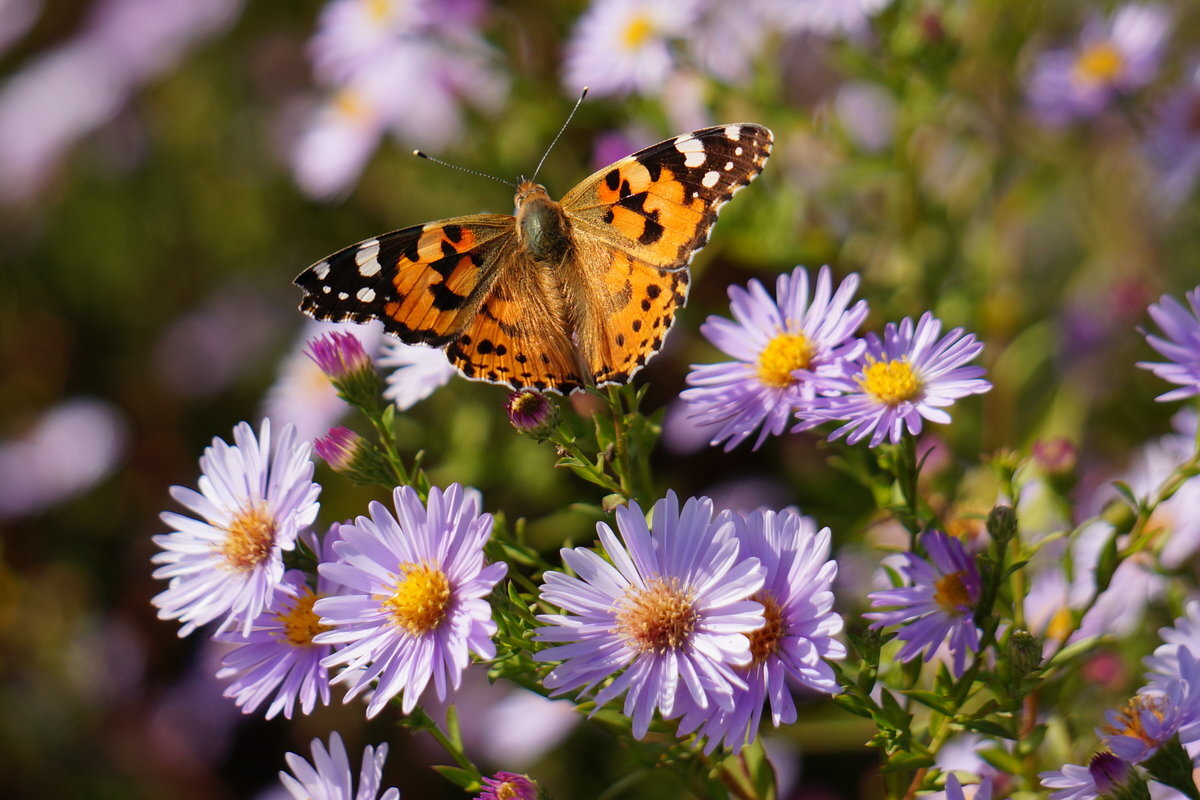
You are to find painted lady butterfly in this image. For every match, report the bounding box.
[295,123,773,394]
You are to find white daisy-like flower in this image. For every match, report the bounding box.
[151,419,321,637]
[378,339,457,411]
[278,732,400,800]
[563,0,700,97]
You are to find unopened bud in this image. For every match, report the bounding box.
[505,390,557,436]
[1089,751,1149,800]
[313,426,393,485]
[306,331,384,409]
[1007,630,1042,677]
[987,504,1018,548]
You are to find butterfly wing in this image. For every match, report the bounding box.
[296,215,516,346]
[559,123,773,384]
[295,215,586,392]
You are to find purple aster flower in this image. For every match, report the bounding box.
[477,772,538,800]
[314,484,506,718]
[865,530,982,677]
[563,0,700,97]
[378,339,456,411]
[944,774,992,800]
[278,732,400,800]
[534,492,766,739]
[1027,4,1170,126]
[676,508,845,753]
[1137,286,1200,402]
[152,419,321,637]
[1147,64,1200,208]
[0,397,127,519]
[776,0,893,36]
[1145,602,1200,690]
[682,266,868,451]
[1040,752,1139,800]
[214,528,348,720]
[811,312,990,448]
[1101,647,1200,763]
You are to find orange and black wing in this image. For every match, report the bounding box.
[558,123,773,384]
[295,215,515,346]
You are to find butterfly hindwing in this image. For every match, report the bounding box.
[296,215,515,346]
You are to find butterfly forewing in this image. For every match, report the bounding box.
[296,215,515,345]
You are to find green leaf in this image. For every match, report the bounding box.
[901,690,956,715]
[445,704,463,752]
[882,751,935,773]
[832,692,874,719]
[430,765,479,790]
[738,739,779,800]
[977,746,1023,774]
[962,718,1015,739]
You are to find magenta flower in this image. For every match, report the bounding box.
[534,492,766,738]
[676,508,845,753]
[307,330,372,380]
[682,266,868,451]
[477,772,538,800]
[278,732,400,800]
[214,528,347,720]
[314,484,506,718]
[865,531,982,677]
[314,426,364,471]
[1137,286,1200,401]
[505,390,555,432]
[810,312,990,447]
[151,419,321,637]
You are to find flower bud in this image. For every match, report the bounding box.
[306,331,383,409]
[1006,630,1042,678]
[314,426,393,486]
[1089,751,1149,800]
[478,771,540,800]
[987,504,1018,548]
[505,390,557,436]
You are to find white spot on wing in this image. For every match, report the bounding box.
[322,285,331,293]
[356,287,376,302]
[313,261,331,280]
[674,135,706,168]
[724,125,740,140]
[735,146,743,156]
[702,171,720,188]
[338,292,348,300]
[355,240,381,277]
[723,161,733,170]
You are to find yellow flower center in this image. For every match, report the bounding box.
[615,577,698,653]
[221,504,277,572]
[748,591,785,663]
[384,562,452,635]
[495,782,521,800]
[333,89,372,124]
[933,571,973,610]
[859,358,922,405]
[1046,605,1074,642]
[1104,695,1166,746]
[1074,41,1124,84]
[366,0,393,24]
[275,586,329,646]
[621,14,654,49]
[757,333,815,388]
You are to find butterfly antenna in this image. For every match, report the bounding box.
[412,150,516,188]
[530,86,589,184]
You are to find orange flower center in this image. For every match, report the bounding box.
[748,591,786,663]
[616,577,698,653]
[933,571,973,610]
[384,562,452,635]
[621,15,654,49]
[221,504,277,572]
[1103,695,1166,746]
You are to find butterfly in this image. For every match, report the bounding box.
[295,123,773,394]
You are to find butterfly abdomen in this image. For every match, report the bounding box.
[515,183,572,264]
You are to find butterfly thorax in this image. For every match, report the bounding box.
[514,180,572,264]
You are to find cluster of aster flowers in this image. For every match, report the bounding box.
[563,0,894,100]
[682,265,992,451]
[292,0,509,197]
[534,492,844,750]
